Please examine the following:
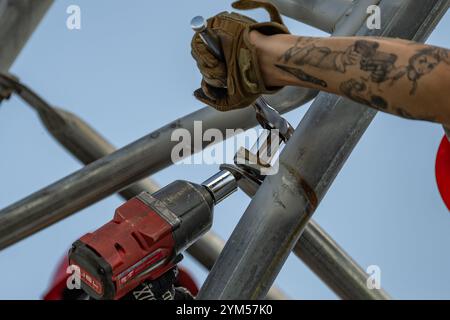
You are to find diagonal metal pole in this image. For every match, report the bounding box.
[0,0,348,251]
[188,231,288,300]
[39,109,287,300]
[0,0,391,300]
[42,107,161,198]
[0,2,291,300]
[293,221,386,299]
[197,0,450,299]
[234,172,391,299]
[271,0,382,38]
[0,0,53,72]
[269,0,353,33]
[4,78,288,299]
[270,0,382,36]
[1,74,384,299]
[46,104,388,300]
[0,87,316,249]
[0,0,393,300]
[39,107,287,299]
[45,105,387,300]
[0,73,160,195]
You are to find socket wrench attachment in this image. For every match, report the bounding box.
[202,170,238,204]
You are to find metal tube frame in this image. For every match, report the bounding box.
[1,72,388,299]
[0,74,288,299]
[0,0,446,300]
[0,0,53,72]
[269,0,353,33]
[0,0,392,300]
[198,0,450,299]
[0,86,315,249]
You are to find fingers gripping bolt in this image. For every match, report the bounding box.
[191,16,225,61]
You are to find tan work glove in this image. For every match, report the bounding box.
[191,0,289,112]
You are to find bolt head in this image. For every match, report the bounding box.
[191,16,206,32]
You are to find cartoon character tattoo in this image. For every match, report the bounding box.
[391,47,450,94]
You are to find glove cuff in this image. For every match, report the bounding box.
[238,22,289,95]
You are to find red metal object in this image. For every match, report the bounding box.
[69,197,177,299]
[42,257,70,300]
[436,135,450,210]
[177,267,199,296]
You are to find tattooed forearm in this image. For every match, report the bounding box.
[251,29,450,125]
[278,39,399,78]
[278,38,360,73]
[275,64,327,88]
[276,39,400,111]
[340,78,439,121]
[277,38,450,96]
[340,78,388,110]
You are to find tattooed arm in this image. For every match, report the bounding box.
[251,31,450,126]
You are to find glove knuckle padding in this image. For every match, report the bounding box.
[191,0,289,111]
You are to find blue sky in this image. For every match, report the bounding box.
[0,1,449,299]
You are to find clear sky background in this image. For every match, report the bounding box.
[0,1,449,300]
